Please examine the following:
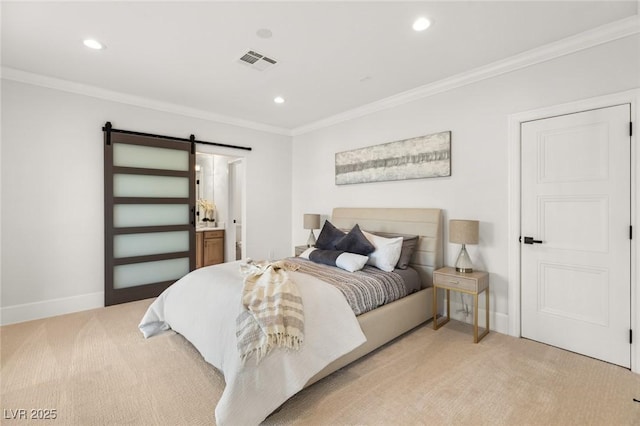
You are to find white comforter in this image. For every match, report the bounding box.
[139,261,366,425]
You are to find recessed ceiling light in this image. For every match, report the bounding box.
[83,39,105,50]
[274,96,285,104]
[412,17,431,32]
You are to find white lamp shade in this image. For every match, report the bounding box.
[449,220,479,245]
[303,214,320,230]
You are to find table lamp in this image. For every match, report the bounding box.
[304,214,321,247]
[449,219,479,273]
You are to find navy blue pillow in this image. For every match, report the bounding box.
[315,220,346,250]
[335,224,376,255]
[308,249,344,266]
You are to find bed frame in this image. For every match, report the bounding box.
[305,207,443,386]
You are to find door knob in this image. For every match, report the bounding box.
[522,236,543,244]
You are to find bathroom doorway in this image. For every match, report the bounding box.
[228,159,244,261]
[195,151,245,263]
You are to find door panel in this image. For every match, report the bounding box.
[538,262,609,326]
[113,174,190,198]
[114,231,190,258]
[113,204,191,227]
[113,257,191,289]
[113,143,189,170]
[539,195,608,252]
[204,238,224,266]
[521,104,630,368]
[538,122,609,182]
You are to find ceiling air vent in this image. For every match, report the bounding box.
[237,50,278,71]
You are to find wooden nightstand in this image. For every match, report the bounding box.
[294,245,309,256]
[433,267,489,343]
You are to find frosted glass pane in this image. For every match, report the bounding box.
[114,174,189,198]
[114,231,189,258]
[114,257,189,289]
[114,204,189,227]
[113,143,188,171]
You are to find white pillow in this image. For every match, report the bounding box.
[362,231,403,272]
[335,252,369,272]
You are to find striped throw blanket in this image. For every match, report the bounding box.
[236,260,304,364]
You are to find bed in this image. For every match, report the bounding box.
[139,207,443,425]
[304,207,443,385]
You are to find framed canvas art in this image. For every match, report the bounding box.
[335,131,451,185]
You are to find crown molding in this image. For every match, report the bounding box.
[0,67,293,137]
[292,14,640,136]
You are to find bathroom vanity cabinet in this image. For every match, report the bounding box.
[195,229,224,268]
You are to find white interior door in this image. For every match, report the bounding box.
[521,104,631,368]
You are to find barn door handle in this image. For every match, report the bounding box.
[522,236,542,244]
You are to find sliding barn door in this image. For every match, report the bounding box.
[104,129,195,306]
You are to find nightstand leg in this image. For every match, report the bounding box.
[473,293,479,343]
[446,289,450,321]
[486,284,490,336]
[432,286,438,329]
[475,287,490,343]
[433,286,450,330]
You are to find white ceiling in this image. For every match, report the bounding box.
[2,1,638,132]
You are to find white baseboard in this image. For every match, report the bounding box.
[443,297,509,335]
[0,292,104,325]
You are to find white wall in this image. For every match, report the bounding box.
[2,35,638,328]
[291,35,640,333]
[0,80,292,324]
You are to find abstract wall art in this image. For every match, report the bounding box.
[335,131,451,185]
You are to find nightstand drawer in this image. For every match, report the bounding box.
[433,273,478,292]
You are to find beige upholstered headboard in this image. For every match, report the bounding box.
[331,208,443,289]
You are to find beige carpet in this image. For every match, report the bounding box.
[1,299,639,425]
